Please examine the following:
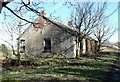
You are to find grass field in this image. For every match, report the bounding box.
[1,52,119,82]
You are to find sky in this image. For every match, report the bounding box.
[0,0,119,47]
[106,2,118,43]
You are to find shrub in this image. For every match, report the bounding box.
[0,44,11,58]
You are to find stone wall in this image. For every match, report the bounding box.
[18,17,98,58]
[19,24,76,58]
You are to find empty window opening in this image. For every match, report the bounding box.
[44,38,51,52]
[20,39,25,53]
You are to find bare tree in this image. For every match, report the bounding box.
[1,21,21,62]
[70,2,107,58]
[1,0,60,26]
[93,22,116,52]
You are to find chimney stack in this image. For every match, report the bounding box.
[68,21,73,28]
[40,10,46,16]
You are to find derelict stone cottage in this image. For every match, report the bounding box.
[17,11,98,58]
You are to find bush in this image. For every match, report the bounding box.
[0,44,11,58]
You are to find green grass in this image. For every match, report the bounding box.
[1,53,119,82]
